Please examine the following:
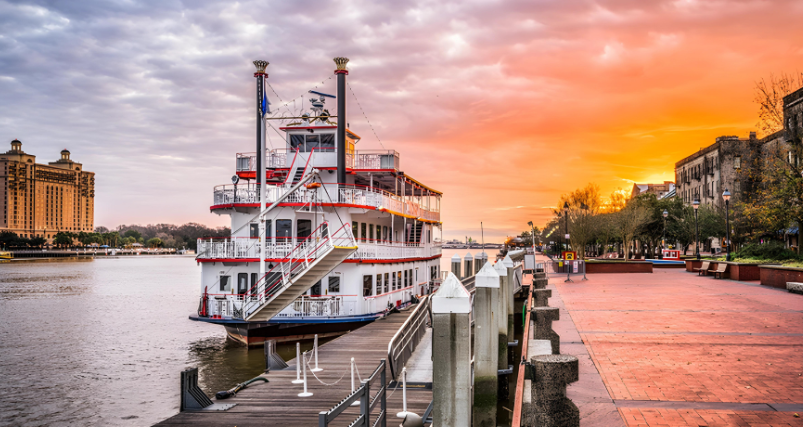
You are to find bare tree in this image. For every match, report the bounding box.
[754,72,803,137]
[614,202,651,261]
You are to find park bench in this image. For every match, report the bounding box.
[709,263,727,279]
[694,261,710,276]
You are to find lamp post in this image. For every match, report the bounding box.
[564,202,571,283]
[528,221,536,255]
[661,209,668,259]
[722,189,731,261]
[693,199,700,261]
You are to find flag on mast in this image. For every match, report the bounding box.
[261,76,271,116]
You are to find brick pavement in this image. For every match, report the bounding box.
[555,268,803,426]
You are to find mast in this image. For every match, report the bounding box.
[334,57,349,186]
[254,60,269,284]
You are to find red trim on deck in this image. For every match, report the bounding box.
[196,255,442,264]
[211,202,377,211]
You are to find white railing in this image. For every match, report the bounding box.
[237,149,399,171]
[211,182,440,222]
[197,237,442,262]
[275,295,358,318]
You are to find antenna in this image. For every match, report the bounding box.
[481,222,485,254]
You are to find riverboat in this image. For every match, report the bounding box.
[190,58,443,346]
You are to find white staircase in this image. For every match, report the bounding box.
[241,222,357,322]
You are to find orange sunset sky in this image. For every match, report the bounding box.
[2,0,802,242]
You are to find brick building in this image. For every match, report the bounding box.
[1,139,95,240]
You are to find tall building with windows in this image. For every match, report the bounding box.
[0,139,95,239]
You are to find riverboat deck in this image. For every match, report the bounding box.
[157,308,432,426]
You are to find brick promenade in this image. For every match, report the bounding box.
[553,268,803,426]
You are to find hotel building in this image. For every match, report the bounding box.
[1,139,95,239]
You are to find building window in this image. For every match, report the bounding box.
[735,180,741,192]
[734,156,741,169]
[328,276,340,293]
[363,275,373,297]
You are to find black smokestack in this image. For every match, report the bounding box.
[334,57,349,185]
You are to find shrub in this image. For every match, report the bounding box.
[735,242,800,261]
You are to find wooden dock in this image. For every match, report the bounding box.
[157,308,433,426]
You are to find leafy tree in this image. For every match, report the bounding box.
[613,199,651,261]
[53,232,73,247]
[147,237,163,248]
[123,229,142,240]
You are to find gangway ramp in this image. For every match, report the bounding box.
[157,305,432,427]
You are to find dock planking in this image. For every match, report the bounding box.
[157,308,432,427]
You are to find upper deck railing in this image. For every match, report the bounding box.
[196,237,442,261]
[211,182,440,222]
[236,149,399,172]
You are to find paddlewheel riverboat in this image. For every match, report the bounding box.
[190,58,443,346]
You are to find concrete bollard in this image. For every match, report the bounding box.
[473,262,500,427]
[527,354,580,427]
[531,307,560,354]
[464,252,474,278]
[451,254,462,279]
[532,289,552,308]
[502,254,516,349]
[534,272,547,280]
[493,261,509,374]
[533,277,548,290]
[432,272,472,427]
[475,252,487,275]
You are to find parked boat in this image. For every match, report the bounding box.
[190,58,443,346]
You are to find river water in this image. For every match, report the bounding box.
[0,256,305,427]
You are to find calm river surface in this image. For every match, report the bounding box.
[0,256,294,427]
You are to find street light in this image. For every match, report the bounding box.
[528,221,536,255]
[563,201,571,283]
[692,199,700,260]
[661,209,668,259]
[722,189,732,261]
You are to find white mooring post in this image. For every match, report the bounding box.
[311,334,323,372]
[298,351,313,397]
[432,272,471,426]
[451,253,462,279]
[350,357,360,406]
[292,342,304,384]
[396,367,410,418]
[493,260,509,373]
[502,254,516,346]
[473,261,500,426]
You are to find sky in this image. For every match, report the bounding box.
[1,0,802,242]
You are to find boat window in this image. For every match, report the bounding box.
[363,275,373,297]
[311,280,321,296]
[328,276,340,293]
[305,135,320,152]
[376,274,382,294]
[220,275,230,292]
[392,271,397,290]
[397,271,402,289]
[320,134,335,149]
[369,224,374,241]
[276,220,292,241]
[352,221,358,237]
[297,219,312,239]
[251,273,258,293]
[238,273,248,295]
[384,273,389,294]
[412,269,416,286]
[361,223,366,240]
[383,226,388,242]
[427,229,431,244]
[250,223,259,238]
[403,270,408,289]
[290,134,304,151]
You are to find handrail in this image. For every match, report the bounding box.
[511,284,533,427]
[319,359,387,427]
[281,147,300,185]
[387,294,431,381]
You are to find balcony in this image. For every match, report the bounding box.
[211,182,440,222]
[197,237,442,262]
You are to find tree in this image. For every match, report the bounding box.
[613,200,651,261]
[754,72,803,137]
[147,237,163,248]
[53,232,73,248]
[558,183,603,259]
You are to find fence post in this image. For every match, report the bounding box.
[361,379,370,427]
[298,351,313,397]
[381,360,387,427]
[473,261,499,427]
[312,334,323,372]
[432,272,472,426]
[292,342,303,384]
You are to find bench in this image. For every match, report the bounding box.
[709,263,727,279]
[693,261,710,275]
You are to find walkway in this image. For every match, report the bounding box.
[552,267,803,426]
[157,308,432,426]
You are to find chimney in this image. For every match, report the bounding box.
[749,131,756,140]
[334,57,349,185]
